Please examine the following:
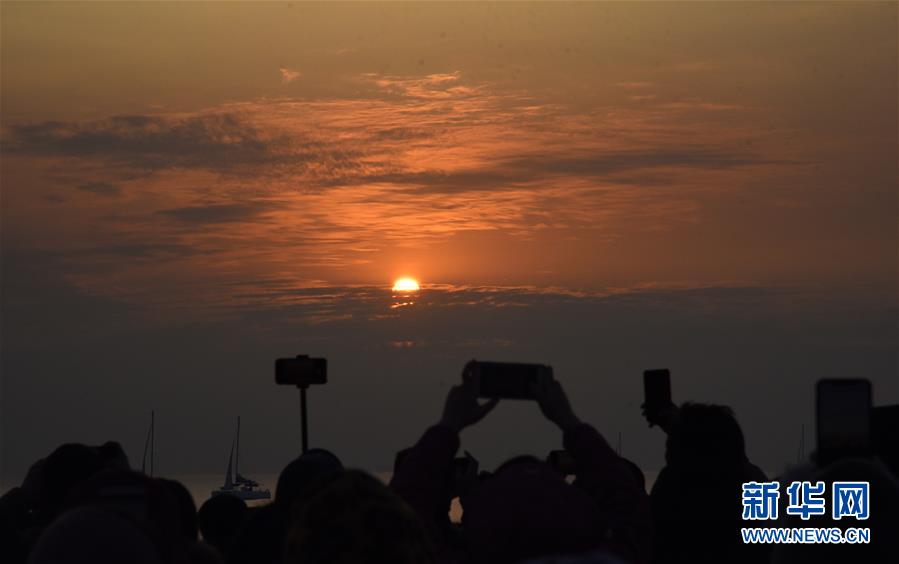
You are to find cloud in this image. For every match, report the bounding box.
[3,112,316,173]
[76,182,122,197]
[617,82,653,89]
[360,71,478,99]
[216,278,793,323]
[81,242,202,259]
[279,67,301,83]
[317,148,790,196]
[156,201,276,224]
[1,71,804,305]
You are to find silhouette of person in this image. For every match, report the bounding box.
[27,506,163,564]
[227,448,343,564]
[644,402,768,564]
[771,457,899,564]
[284,470,434,564]
[392,378,651,564]
[197,494,247,557]
[0,441,131,564]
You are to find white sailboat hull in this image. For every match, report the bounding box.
[214,416,271,501]
[211,487,271,501]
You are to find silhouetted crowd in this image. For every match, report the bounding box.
[2,377,897,564]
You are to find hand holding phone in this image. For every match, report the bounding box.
[531,376,582,432]
[439,379,499,433]
[642,369,676,430]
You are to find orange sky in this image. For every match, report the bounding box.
[1,2,896,477]
[3,2,896,314]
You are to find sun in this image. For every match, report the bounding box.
[392,277,420,292]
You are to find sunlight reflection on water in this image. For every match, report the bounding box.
[391,288,420,309]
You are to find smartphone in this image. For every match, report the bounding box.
[547,449,577,476]
[463,360,553,399]
[816,379,872,462]
[275,355,327,387]
[643,369,672,408]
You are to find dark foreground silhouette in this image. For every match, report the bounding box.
[1,374,897,564]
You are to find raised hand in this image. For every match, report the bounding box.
[530,377,582,433]
[439,381,499,433]
[641,402,679,433]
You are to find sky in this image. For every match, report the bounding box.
[1,2,896,486]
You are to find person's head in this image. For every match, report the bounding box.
[95,441,130,470]
[227,505,287,564]
[27,506,162,564]
[229,450,343,564]
[61,469,186,563]
[157,478,198,541]
[284,470,433,564]
[665,402,747,468]
[494,455,542,475]
[38,441,132,518]
[39,444,106,516]
[197,494,248,553]
[460,458,606,564]
[275,448,343,507]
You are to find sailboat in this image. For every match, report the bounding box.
[211,416,271,501]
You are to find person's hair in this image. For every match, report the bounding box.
[197,494,247,553]
[156,478,198,541]
[495,455,542,475]
[61,469,185,563]
[275,448,344,506]
[27,506,163,564]
[460,460,605,564]
[284,470,434,564]
[40,444,106,515]
[666,402,747,467]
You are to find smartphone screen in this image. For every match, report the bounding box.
[816,379,872,455]
[643,369,672,408]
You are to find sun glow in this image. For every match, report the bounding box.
[392,277,420,292]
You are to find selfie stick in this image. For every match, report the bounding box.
[299,386,309,453]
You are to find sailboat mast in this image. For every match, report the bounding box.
[235,416,241,477]
[142,410,152,475]
[224,438,235,488]
[150,410,155,477]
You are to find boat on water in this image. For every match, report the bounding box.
[211,416,271,501]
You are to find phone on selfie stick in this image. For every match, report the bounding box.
[275,355,328,453]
